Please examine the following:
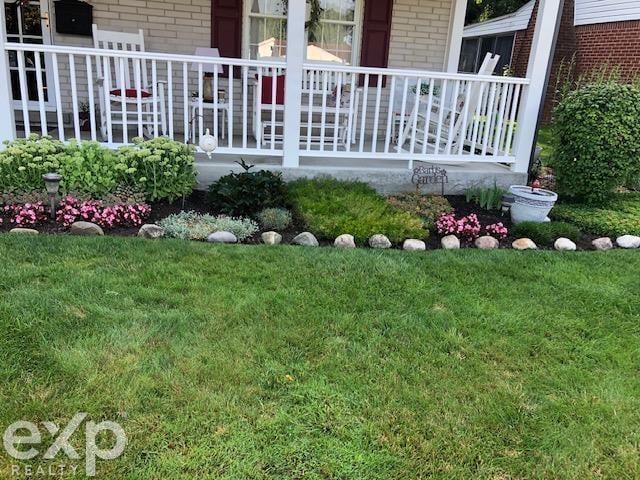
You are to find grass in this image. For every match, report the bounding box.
[552,193,640,236]
[537,125,554,165]
[288,178,426,244]
[1,236,639,479]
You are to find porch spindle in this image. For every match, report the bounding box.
[34,52,47,136]
[52,53,64,141]
[85,55,97,141]
[17,51,30,136]
[384,76,396,153]
[69,54,81,141]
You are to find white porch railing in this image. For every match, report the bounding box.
[2,42,530,169]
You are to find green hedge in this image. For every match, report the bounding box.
[0,135,196,201]
[551,194,640,236]
[288,177,426,244]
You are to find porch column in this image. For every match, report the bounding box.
[0,5,16,144]
[282,0,306,168]
[512,0,563,173]
[445,0,467,72]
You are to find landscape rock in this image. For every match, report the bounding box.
[369,234,392,249]
[207,231,237,244]
[261,231,282,245]
[138,224,165,239]
[70,221,104,236]
[292,232,319,247]
[474,236,499,250]
[616,235,640,249]
[403,239,426,251]
[334,234,356,249]
[9,228,39,235]
[592,237,614,251]
[554,237,577,251]
[512,238,538,250]
[441,235,460,250]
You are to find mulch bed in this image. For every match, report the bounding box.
[1,193,602,250]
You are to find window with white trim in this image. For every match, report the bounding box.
[245,0,363,65]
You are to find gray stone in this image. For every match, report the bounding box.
[616,235,640,249]
[554,237,577,251]
[441,235,460,250]
[138,224,165,239]
[207,231,238,244]
[292,232,319,247]
[403,239,426,251]
[368,234,392,249]
[474,236,499,250]
[9,228,39,235]
[70,221,104,236]
[261,231,282,245]
[512,238,538,250]
[334,234,356,249]
[592,237,614,251]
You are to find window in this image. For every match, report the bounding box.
[244,0,363,65]
[458,34,515,75]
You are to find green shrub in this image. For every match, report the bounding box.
[116,137,196,202]
[257,207,292,231]
[551,194,640,236]
[0,135,67,193]
[387,193,453,228]
[207,160,288,217]
[511,221,581,246]
[288,177,426,243]
[159,211,258,241]
[553,82,640,204]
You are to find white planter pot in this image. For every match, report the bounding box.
[509,185,558,224]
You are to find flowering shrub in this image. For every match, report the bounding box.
[56,195,151,229]
[485,222,508,240]
[436,213,481,241]
[3,202,47,227]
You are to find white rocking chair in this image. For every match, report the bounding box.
[396,53,500,154]
[93,24,167,141]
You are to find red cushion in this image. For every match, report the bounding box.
[258,75,285,105]
[110,88,152,98]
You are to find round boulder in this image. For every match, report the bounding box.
[474,236,499,250]
[592,237,613,251]
[207,231,238,244]
[70,221,104,236]
[554,237,577,251]
[9,228,39,235]
[369,234,392,249]
[292,232,319,247]
[616,235,640,249]
[261,231,282,245]
[441,235,460,250]
[138,224,165,239]
[512,238,538,250]
[403,239,426,251]
[334,234,356,249]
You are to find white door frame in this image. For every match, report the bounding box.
[4,0,57,112]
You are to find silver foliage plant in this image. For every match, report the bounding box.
[159,211,258,241]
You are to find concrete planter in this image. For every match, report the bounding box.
[509,185,558,224]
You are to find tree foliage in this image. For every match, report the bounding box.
[466,0,531,25]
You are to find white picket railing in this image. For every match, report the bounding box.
[3,43,530,167]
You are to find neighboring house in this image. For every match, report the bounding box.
[462,0,640,122]
[0,0,563,190]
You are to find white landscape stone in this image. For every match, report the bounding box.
[592,237,614,251]
[138,224,165,239]
[554,237,577,251]
[292,232,319,247]
[441,235,460,250]
[403,239,426,251]
[70,221,104,236]
[334,234,356,248]
[369,234,392,249]
[261,231,282,245]
[474,236,499,250]
[616,235,640,249]
[207,231,237,244]
[9,228,39,235]
[512,238,537,250]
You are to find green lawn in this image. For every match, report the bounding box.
[537,125,554,165]
[1,236,639,479]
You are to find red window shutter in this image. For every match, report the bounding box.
[211,0,242,76]
[359,0,393,86]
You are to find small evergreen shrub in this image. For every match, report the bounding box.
[257,207,292,231]
[207,160,288,217]
[387,193,453,228]
[288,177,426,243]
[553,82,640,205]
[551,194,640,236]
[159,211,258,241]
[511,221,581,246]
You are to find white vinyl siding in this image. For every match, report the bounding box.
[463,0,534,38]
[575,0,640,26]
